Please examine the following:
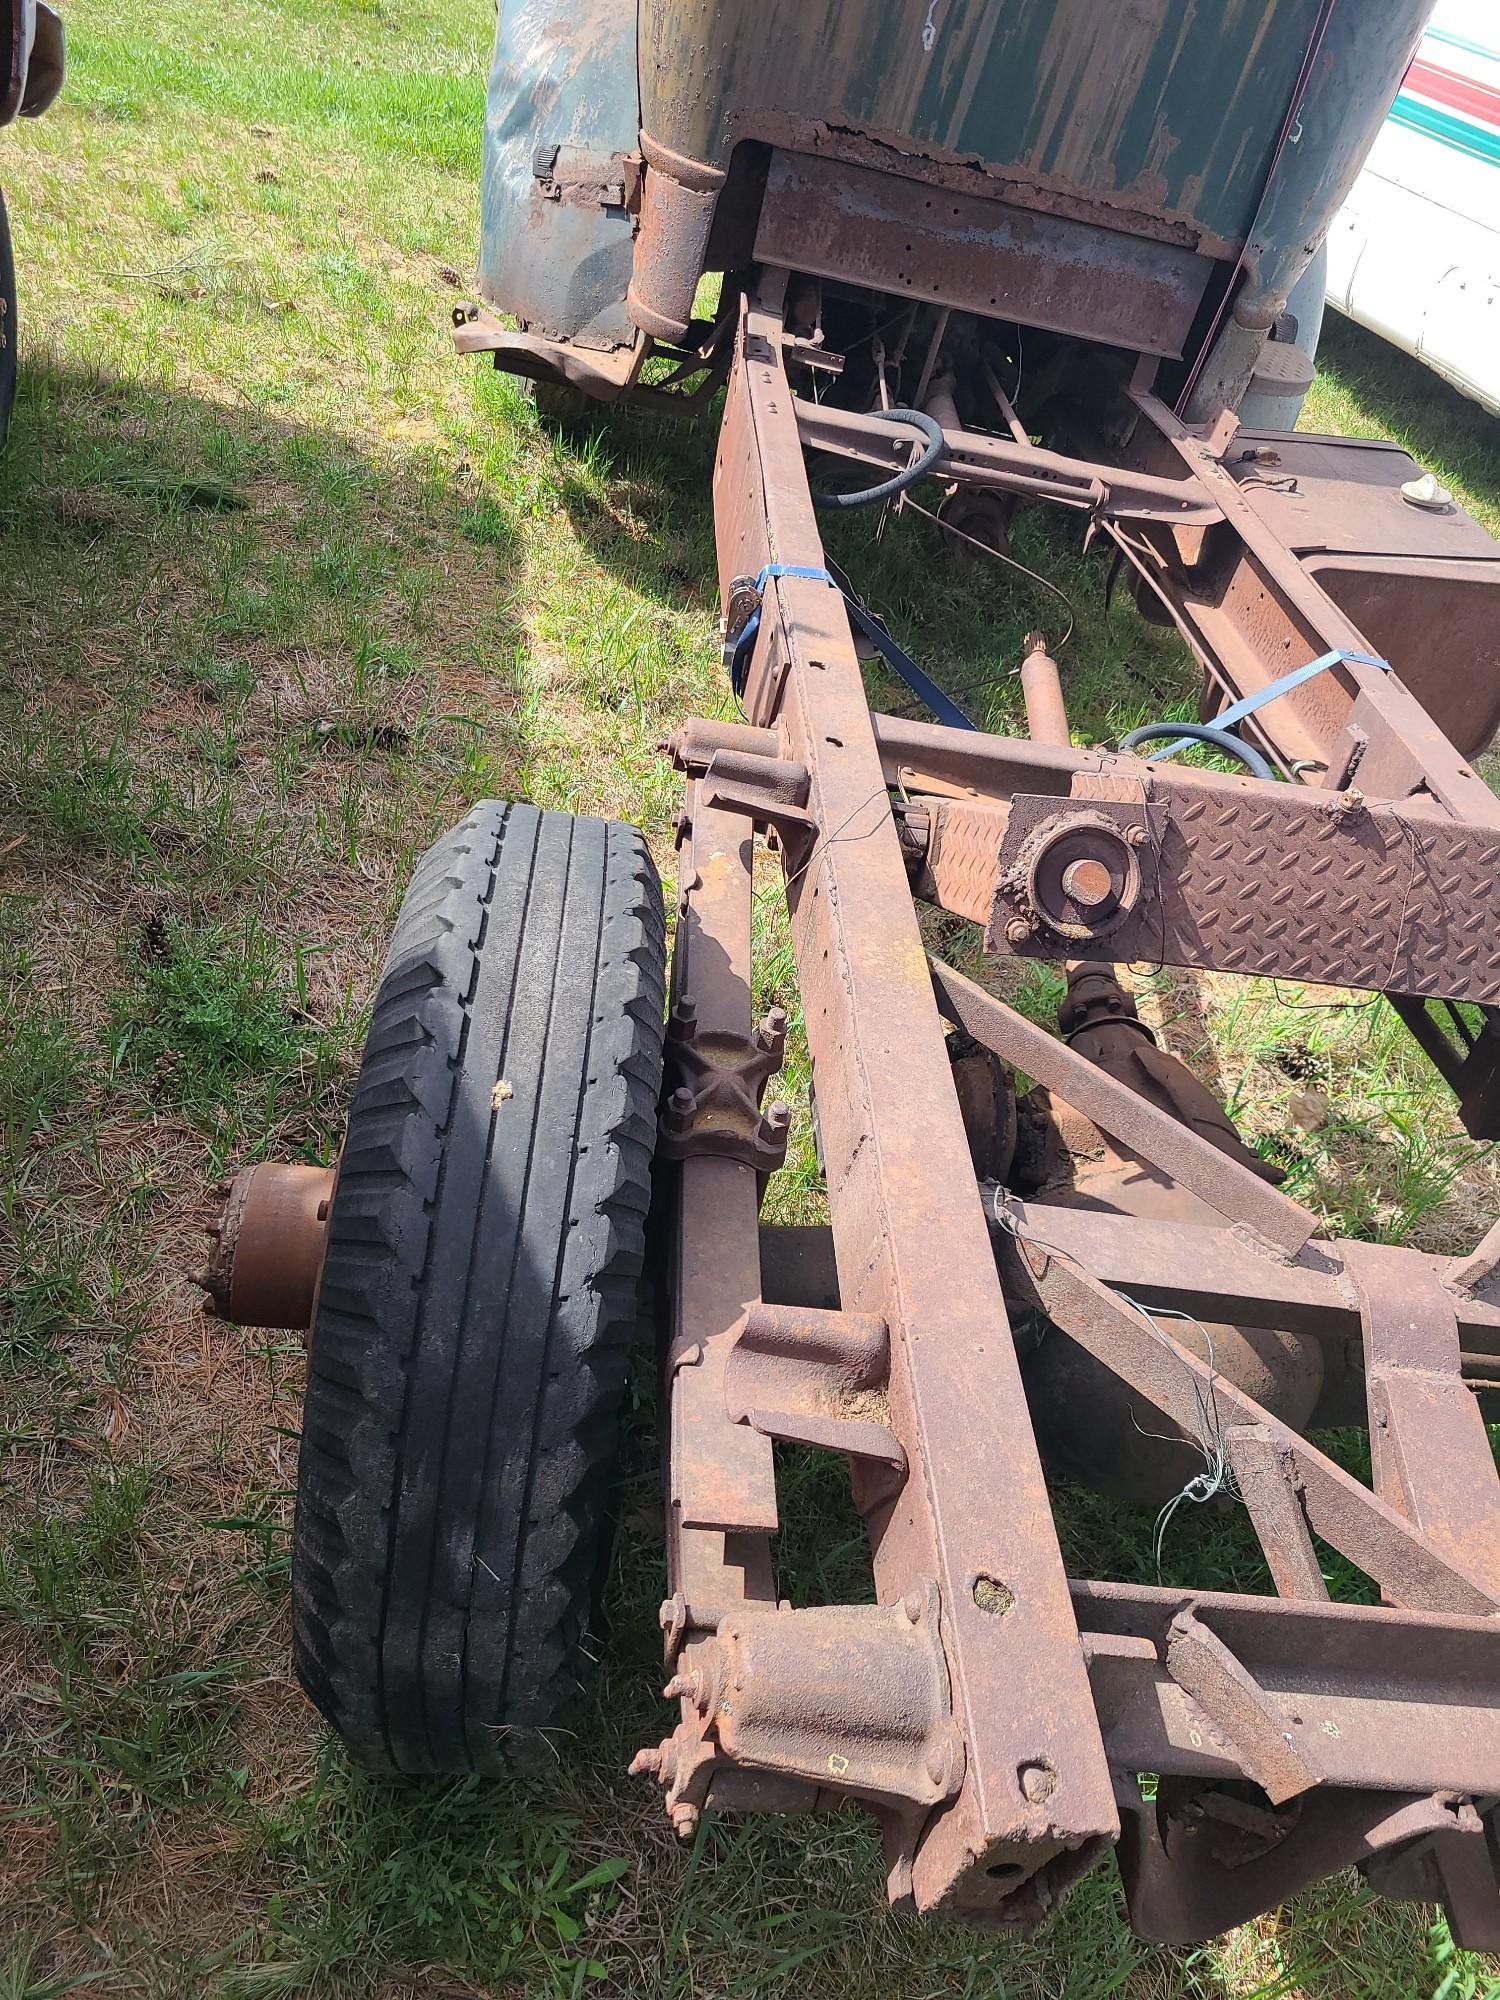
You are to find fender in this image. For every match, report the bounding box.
[479,0,640,352]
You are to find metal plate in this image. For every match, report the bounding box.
[984,790,1500,1004]
[754,151,1212,358]
[1232,432,1500,563]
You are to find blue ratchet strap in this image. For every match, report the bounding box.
[730,563,974,731]
[728,564,833,699]
[1145,648,1392,764]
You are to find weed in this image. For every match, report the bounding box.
[106,915,357,1149]
[0,1013,82,1166]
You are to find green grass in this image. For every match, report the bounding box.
[4,1,1500,1992]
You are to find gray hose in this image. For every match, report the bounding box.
[1119,720,1275,781]
[810,408,946,511]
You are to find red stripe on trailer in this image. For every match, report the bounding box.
[1406,57,1500,133]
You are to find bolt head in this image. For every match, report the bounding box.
[1005,917,1034,945]
[902,1590,923,1624]
[1019,1760,1057,1805]
[1060,858,1113,908]
[1124,823,1149,849]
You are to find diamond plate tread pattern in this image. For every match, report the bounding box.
[984,790,1500,1004]
[924,799,1010,925]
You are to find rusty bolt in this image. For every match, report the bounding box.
[1060,858,1113,908]
[902,1590,923,1625]
[1004,916,1035,945]
[1124,822,1149,850]
[755,1006,788,1059]
[1019,1760,1057,1805]
[663,1670,703,1707]
[663,1087,696,1137]
[669,1803,700,1840]
[659,1592,688,1663]
[762,1102,791,1138]
[926,1739,957,1789]
[631,1736,678,1787]
[669,998,698,1032]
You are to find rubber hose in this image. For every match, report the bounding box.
[810,408,946,511]
[1120,720,1275,780]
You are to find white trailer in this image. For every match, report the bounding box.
[1327,0,1500,417]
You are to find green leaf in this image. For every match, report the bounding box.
[560,1856,630,1898]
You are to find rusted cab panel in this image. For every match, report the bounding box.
[479,0,1436,407]
[477,0,639,349]
[641,1,1428,254]
[643,0,1329,251]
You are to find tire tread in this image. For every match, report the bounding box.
[291,800,665,1772]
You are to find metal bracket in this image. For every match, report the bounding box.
[723,1302,906,1488]
[1345,1242,1500,1600]
[1164,1607,1325,1804]
[699,746,817,849]
[659,1000,791,1171]
[632,1581,964,1829]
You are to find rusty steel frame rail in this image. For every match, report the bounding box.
[793,400,1221,527]
[637,285,1500,1945]
[706,285,1119,1918]
[1123,381,1500,827]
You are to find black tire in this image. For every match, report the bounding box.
[292,800,666,1775]
[0,188,16,449]
[532,378,601,433]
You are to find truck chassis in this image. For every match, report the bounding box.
[207,269,1500,1945]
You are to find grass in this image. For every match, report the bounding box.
[2,1,1500,1991]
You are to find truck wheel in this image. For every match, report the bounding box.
[532,378,601,433]
[291,800,666,1774]
[0,189,17,448]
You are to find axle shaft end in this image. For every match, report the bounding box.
[197,1161,335,1329]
